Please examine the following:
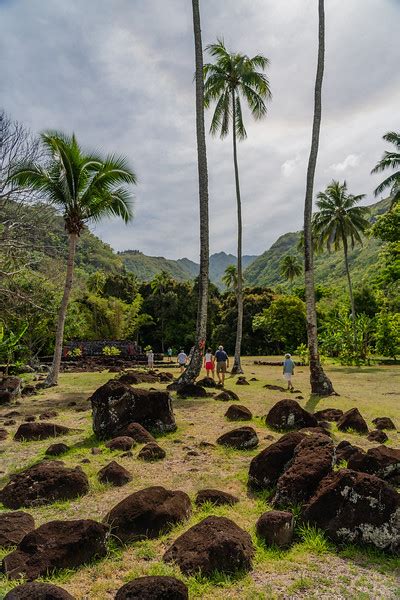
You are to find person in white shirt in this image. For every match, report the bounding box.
[146,349,154,370]
[177,349,188,373]
[203,348,215,379]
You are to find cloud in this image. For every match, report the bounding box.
[329,154,361,173]
[0,0,399,260]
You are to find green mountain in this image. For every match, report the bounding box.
[244,198,390,289]
[119,250,257,288]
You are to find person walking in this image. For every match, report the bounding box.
[146,348,154,370]
[283,353,295,391]
[215,345,229,386]
[167,347,173,363]
[177,349,188,373]
[203,348,215,379]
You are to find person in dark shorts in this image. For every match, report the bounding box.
[215,345,229,385]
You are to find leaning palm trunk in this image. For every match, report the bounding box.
[303,0,334,395]
[178,0,209,384]
[342,237,357,346]
[231,89,244,375]
[45,233,77,386]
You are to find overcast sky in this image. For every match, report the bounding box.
[1,0,399,261]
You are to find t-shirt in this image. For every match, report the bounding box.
[215,350,228,363]
[283,358,295,374]
[147,352,154,362]
[177,352,187,365]
[167,348,172,356]
[205,352,213,362]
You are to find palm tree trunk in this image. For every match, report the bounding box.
[231,88,244,375]
[178,0,209,384]
[303,0,334,395]
[343,236,357,346]
[45,232,77,386]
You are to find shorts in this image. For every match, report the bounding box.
[283,372,292,381]
[217,362,227,374]
[205,361,214,370]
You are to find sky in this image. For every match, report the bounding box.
[1,0,399,261]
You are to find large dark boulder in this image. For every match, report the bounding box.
[195,489,239,507]
[175,383,208,398]
[217,426,259,449]
[225,404,252,421]
[274,434,334,506]
[97,461,132,487]
[197,377,217,388]
[2,519,108,580]
[314,408,343,422]
[347,445,400,482]
[117,422,155,443]
[372,417,396,431]
[256,510,294,548]
[303,469,400,552]
[4,582,75,599]
[103,486,191,544]
[337,408,368,434]
[164,516,254,575]
[0,461,89,509]
[0,377,22,403]
[90,380,176,439]
[115,576,188,600]
[266,399,318,431]
[14,422,70,441]
[138,442,166,461]
[248,432,305,489]
[335,440,364,463]
[214,390,240,402]
[0,512,35,548]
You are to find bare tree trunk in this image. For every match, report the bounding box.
[231,89,244,375]
[45,233,77,386]
[303,0,334,395]
[177,0,209,384]
[343,236,357,346]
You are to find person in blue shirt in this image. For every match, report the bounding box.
[283,353,295,391]
[215,345,229,385]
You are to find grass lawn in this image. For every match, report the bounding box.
[0,357,399,599]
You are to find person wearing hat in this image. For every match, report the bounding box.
[283,353,295,391]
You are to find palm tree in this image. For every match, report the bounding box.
[280,255,302,289]
[313,180,369,340]
[302,0,334,395]
[11,131,136,386]
[178,0,210,384]
[371,131,400,207]
[204,39,271,374]
[222,264,238,291]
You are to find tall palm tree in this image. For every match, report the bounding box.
[303,0,334,395]
[222,264,238,291]
[313,180,369,341]
[371,131,400,207]
[11,131,136,386]
[204,39,271,374]
[177,0,210,384]
[280,255,302,289]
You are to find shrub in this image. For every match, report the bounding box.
[102,345,121,356]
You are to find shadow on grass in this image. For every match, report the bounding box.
[304,394,326,413]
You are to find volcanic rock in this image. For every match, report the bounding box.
[274,434,334,506]
[97,461,132,486]
[335,440,364,463]
[24,415,36,422]
[256,510,294,548]
[367,429,389,443]
[195,489,239,507]
[225,404,252,421]
[0,461,89,509]
[0,512,35,548]
[347,445,400,481]
[90,380,176,438]
[103,486,191,544]
[337,408,368,434]
[215,390,240,402]
[117,422,155,443]
[39,411,59,420]
[14,422,70,441]
[115,576,188,600]
[45,443,69,456]
[0,428,8,440]
[266,399,318,431]
[175,383,208,398]
[4,582,75,599]
[105,436,135,451]
[248,431,305,489]
[119,371,158,385]
[235,376,250,385]
[217,426,259,449]
[303,469,400,551]
[313,408,344,422]
[372,417,396,431]
[138,442,166,461]
[164,516,254,575]
[0,377,22,402]
[2,519,108,580]
[264,384,286,392]
[197,377,217,388]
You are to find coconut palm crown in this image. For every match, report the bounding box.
[371,131,400,207]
